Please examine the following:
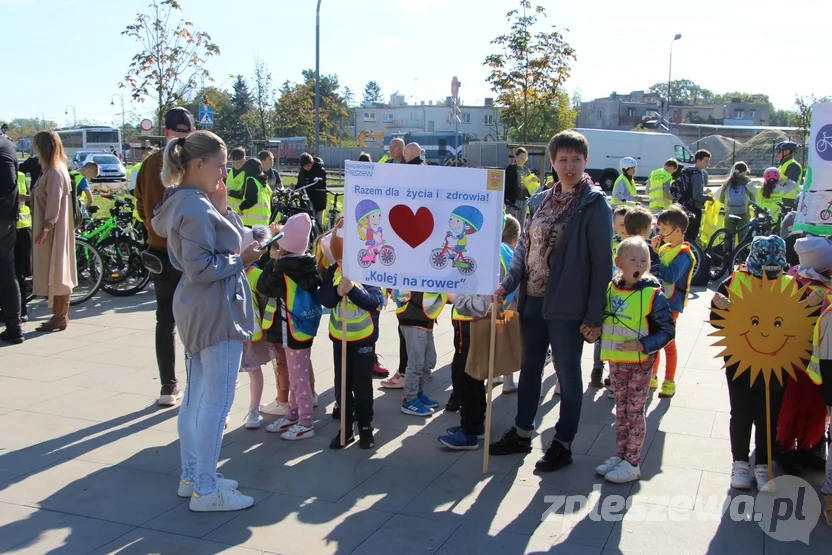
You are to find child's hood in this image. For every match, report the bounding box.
[613,275,662,291]
[275,254,321,292]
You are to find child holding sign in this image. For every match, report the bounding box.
[318,220,385,449]
[393,288,448,416]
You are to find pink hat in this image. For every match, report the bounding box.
[277,213,312,255]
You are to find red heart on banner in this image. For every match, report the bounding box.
[388,205,435,249]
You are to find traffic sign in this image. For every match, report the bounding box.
[451,76,460,99]
[198,104,214,127]
[139,118,154,136]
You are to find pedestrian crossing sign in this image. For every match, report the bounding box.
[198,104,214,127]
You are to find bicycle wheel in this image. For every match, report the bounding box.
[98,236,151,296]
[689,240,706,286]
[731,239,753,274]
[706,230,732,282]
[71,237,104,306]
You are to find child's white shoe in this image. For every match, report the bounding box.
[730,461,752,490]
[502,373,518,393]
[266,417,297,433]
[595,456,623,476]
[261,400,288,416]
[604,460,640,483]
[245,407,262,429]
[281,423,315,441]
[754,465,776,492]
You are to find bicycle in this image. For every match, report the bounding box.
[817,131,832,154]
[706,201,784,281]
[80,197,150,296]
[71,236,105,305]
[270,178,323,252]
[326,189,343,230]
[430,235,477,276]
[357,234,396,268]
[819,199,832,221]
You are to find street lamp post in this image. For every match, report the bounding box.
[667,34,682,122]
[314,0,322,155]
[65,105,77,127]
[111,93,126,137]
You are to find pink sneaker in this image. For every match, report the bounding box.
[381,372,405,389]
[373,356,390,378]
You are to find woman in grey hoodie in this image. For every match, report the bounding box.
[152,131,262,513]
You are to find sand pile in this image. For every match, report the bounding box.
[689,135,741,166]
[716,129,790,172]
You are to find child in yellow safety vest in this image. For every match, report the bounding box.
[318,219,385,449]
[237,225,274,430]
[776,236,832,476]
[649,205,695,398]
[256,213,323,441]
[392,286,448,417]
[806,296,832,527]
[596,237,675,484]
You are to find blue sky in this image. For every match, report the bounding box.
[1,0,828,128]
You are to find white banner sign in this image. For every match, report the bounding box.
[795,102,832,235]
[342,162,505,295]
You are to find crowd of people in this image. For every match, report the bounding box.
[0,108,829,525]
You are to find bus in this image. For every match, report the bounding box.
[56,126,122,162]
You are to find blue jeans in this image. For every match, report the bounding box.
[178,340,243,495]
[516,296,584,443]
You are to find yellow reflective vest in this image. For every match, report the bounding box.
[452,245,512,321]
[779,158,802,200]
[132,161,144,222]
[807,304,830,385]
[658,243,695,307]
[600,283,660,363]
[240,176,272,227]
[226,169,246,213]
[246,265,265,342]
[395,291,447,322]
[648,168,671,213]
[17,172,31,230]
[329,267,377,341]
[756,189,785,221]
[611,175,637,206]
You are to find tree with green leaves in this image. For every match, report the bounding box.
[247,58,275,141]
[121,0,220,132]
[226,75,253,147]
[483,1,576,143]
[795,94,832,141]
[185,87,235,145]
[362,81,383,106]
[648,79,714,107]
[274,70,349,145]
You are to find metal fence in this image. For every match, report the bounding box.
[313,146,387,168]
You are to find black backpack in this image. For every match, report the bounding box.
[670,168,694,208]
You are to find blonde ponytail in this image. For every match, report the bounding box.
[161,130,226,187]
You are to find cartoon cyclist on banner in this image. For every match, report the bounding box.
[430,205,483,275]
[355,199,395,268]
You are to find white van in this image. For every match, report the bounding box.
[575,128,694,191]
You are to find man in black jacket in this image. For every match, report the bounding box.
[296,152,327,227]
[0,134,23,343]
[404,143,426,165]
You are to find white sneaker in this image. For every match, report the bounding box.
[730,461,752,490]
[157,388,183,407]
[266,417,298,433]
[595,456,623,477]
[754,465,776,492]
[245,407,262,429]
[493,375,505,385]
[502,374,518,393]
[261,400,288,416]
[312,394,319,408]
[281,423,315,441]
[604,460,641,483]
[189,486,254,512]
[178,474,239,498]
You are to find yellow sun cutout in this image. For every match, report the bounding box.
[708,274,816,387]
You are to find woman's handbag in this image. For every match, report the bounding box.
[464,309,522,381]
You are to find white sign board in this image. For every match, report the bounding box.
[342,162,505,295]
[795,102,832,235]
[139,118,154,136]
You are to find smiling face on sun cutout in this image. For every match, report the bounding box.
[709,274,816,387]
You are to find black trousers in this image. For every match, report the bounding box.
[14,227,32,316]
[726,365,784,463]
[0,221,21,334]
[150,249,181,392]
[334,341,375,429]
[450,318,469,400]
[398,324,408,374]
[685,207,703,243]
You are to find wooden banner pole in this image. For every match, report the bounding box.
[765,383,774,483]
[482,295,499,474]
[340,295,348,446]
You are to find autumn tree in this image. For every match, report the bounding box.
[274,70,349,146]
[246,58,276,141]
[362,81,383,106]
[185,87,235,145]
[484,1,576,143]
[121,0,220,132]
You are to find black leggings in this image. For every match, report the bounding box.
[725,365,784,463]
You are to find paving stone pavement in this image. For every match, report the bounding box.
[1,285,830,554]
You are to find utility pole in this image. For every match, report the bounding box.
[667,34,682,122]
[65,105,77,127]
[314,0,322,154]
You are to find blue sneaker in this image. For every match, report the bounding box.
[417,391,439,408]
[438,430,479,451]
[401,397,433,417]
[446,425,485,440]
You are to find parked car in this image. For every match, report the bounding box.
[83,153,127,182]
[71,150,106,170]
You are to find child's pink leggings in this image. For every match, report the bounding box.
[610,356,656,466]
